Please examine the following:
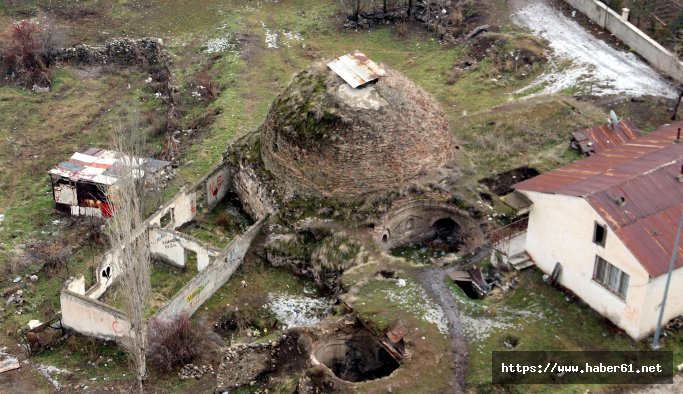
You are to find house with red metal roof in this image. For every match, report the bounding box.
[514,121,683,340]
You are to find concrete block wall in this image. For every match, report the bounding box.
[565,0,683,83]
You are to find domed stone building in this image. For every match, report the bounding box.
[259,59,458,198]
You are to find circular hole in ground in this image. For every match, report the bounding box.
[313,329,400,382]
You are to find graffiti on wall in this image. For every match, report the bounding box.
[206,166,230,208]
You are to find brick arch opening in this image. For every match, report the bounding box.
[376,200,483,253]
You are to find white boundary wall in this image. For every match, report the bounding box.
[565,0,683,83]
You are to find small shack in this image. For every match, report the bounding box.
[48,148,169,218]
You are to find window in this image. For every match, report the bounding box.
[593,256,629,298]
[593,222,607,247]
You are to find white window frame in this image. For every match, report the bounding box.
[593,256,629,299]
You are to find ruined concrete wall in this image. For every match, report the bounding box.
[149,227,221,271]
[148,187,197,228]
[63,215,263,341]
[231,164,277,220]
[154,218,265,321]
[376,198,484,251]
[565,0,683,83]
[85,187,197,300]
[205,165,232,210]
[61,290,132,341]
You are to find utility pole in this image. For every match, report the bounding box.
[651,210,683,349]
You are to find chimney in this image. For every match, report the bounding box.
[615,196,626,207]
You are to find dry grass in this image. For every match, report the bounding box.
[457,96,607,175]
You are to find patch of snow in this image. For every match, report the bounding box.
[261,22,279,49]
[382,280,449,334]
[204,36,239,54]
[282,31,303,48]
[260,23,304,49]
[459,314,514,340]
[35,364,69,391]
[513,1,676,98]
[267,293,333,329]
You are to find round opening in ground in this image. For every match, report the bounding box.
[313,329,400,382]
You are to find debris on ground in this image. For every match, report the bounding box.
[216,340,280,389]
[266,293,334,329]
[0,347,19,373]
[178,363,214,380]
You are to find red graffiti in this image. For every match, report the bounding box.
[112,320,123,335]
[209,175,223,197]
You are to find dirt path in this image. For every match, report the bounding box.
[416,267,468,394]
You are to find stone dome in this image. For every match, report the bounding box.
[260,63,456,197]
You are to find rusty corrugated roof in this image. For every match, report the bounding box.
[572,119,643,155]
[515,121,683,277]
[386,324,408,343]
[327,50,386,88]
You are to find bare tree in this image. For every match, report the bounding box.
[105,113,151,392]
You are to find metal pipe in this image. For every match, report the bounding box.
[651,210,683,349]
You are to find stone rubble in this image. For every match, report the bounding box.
[177,363,214,380]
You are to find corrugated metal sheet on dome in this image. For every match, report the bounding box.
[327,50,386,88]
[514,121,683,278]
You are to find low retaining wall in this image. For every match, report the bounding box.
[564,0,683,83]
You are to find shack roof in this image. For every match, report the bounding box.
[514,121,683,278]
[48,148,169,186]
[327,50,386,88]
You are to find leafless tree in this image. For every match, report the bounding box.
[104,113,151,392]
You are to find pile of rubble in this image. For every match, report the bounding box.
[54,38,167,67]
[178,363,214,380]
[216,340,281,389]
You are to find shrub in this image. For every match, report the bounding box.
[1,20,52,87]
[147,313,206,373]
